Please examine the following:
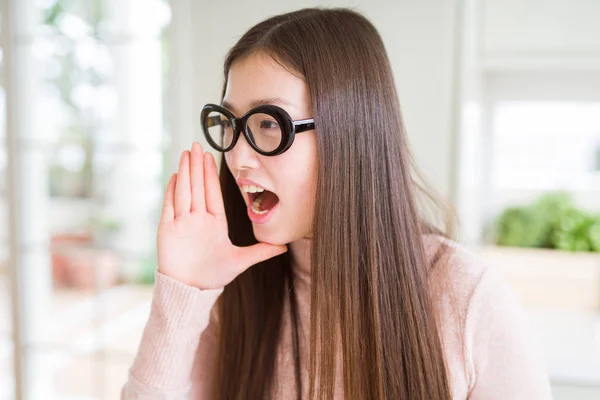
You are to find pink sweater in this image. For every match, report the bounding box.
[122,236,552,399]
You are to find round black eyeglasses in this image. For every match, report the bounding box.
[201,103,315,156]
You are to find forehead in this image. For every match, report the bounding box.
[222,53,310,116]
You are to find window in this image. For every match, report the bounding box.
[484,72,600,216]
[492,101,600,191]
[1,0,171,398]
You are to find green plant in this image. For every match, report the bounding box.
[495,192,599,253]
[553,210,600,252]
[89,216,121,232]
[589,218,600,251]
[496,207,548,247]
[88,216,121,248]
[532,192,573,247]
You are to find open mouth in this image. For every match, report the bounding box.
[242,185,280,215]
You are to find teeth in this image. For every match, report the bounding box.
[252,206,268,215]
[240,184,271,215]
[251,195,269,215]
[242,184,265,193]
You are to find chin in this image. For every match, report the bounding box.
[252,225,295,246]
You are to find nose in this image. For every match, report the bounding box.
[225,133,260,172]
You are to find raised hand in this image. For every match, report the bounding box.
[156,142,287,289]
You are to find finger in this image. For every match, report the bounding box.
[160,174,177,223]
[235,243,288,272]
[204,152,226,216]
[190,142,206,213]
[174,151,192,217]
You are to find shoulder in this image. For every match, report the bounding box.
[422,235,550,397]
[422,234,521,326]
[422,234,520,344]
[423,234,492,316]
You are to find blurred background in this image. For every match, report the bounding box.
[0,0,599,398]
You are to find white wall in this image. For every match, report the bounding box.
[480,0,600,71]
[454,0,600,244]
[169,0,459,199]
[482,0,600,59]
[169,0,600,242]
[480,0,600,215]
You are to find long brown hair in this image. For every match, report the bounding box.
[215,8,453,400]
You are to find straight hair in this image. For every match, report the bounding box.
[215,8,454,400]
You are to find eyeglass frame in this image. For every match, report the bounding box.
[201,103,315,157]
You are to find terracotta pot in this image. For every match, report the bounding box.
[51,233,120,289]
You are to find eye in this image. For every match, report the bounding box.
[259,120,279,130]
[221,119,232,129]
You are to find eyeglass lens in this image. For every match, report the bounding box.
[206,110,283,152]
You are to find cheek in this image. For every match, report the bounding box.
[280,176,314,216]
[295,168,317,209]
[276,142,318,211]
[224,153,234,173]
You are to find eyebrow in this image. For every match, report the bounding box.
[221,97,293,114]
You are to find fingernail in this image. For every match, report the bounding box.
[192,141,199,154]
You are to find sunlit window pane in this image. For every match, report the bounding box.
[492,101,600,191]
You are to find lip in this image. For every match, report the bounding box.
[236,178,279,224]
[236,178,271,205]
[235,178,270,191]
[247,201,279,224]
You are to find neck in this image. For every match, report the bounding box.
[288,237,312,283]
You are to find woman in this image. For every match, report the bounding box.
[122,8,552,399]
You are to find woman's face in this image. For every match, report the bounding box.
[222,53,317,245]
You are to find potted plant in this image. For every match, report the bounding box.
[51,217,122,290]
[480,193,600,310]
